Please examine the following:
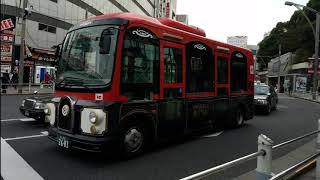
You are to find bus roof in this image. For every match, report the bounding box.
[87,13,252,55]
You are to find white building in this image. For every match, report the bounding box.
[176,14,188,24]
[227,36,248,48]
[2,0,163,50]
[155,0,177,19]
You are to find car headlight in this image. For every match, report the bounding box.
[21,100,25,107]
[257,99,267,104]
[89,111,97,124]
[35,102,45,109]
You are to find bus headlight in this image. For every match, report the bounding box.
[89,111,97,124]
[21,100,25,107]
[81,108,107,135]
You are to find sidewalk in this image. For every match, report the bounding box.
[290,92,320,104]
[1,85,53,95]
[236,138,317,180]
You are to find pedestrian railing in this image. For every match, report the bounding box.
[0,82,55,95]
[180,119,320,180]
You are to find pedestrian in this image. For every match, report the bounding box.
[11,70,18,89]
[44,72,51,84]
[288,81,293,96]
[1,70,10,93]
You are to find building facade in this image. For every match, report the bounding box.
[155,0,177,19]
[1,0,176,83]
[227,36,248,48]
[176,14,188,24]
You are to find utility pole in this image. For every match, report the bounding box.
[18,0,28,94]
[277,44,281,92]
[312,13,319,100]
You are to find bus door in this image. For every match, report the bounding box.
[214,52,230,121]
[158,41,186,138]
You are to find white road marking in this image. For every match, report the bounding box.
[1,138,44,180]
[202,131,223,138]
[1,118,35,122]
[1,119,20,122]
[4,131,48,141]
[20,118,36,122]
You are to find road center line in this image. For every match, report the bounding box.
[4,131,48,141]
[1,138,44,180]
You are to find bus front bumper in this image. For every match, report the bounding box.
[48,127,121,152]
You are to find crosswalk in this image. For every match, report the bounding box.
[1,118,35,122]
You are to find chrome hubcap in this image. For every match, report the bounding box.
[124,128,143,153]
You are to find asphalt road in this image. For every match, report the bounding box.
[1,94,320,180]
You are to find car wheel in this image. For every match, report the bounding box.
[121,121,147,157]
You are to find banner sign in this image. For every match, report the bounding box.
[308,61,320,74]
[1,33,14,43]
[1,19,15,31]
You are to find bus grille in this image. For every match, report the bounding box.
[57,97,73,131]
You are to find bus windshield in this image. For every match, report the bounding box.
[57,25,119,87]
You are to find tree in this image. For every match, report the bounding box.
[257,0,320,70]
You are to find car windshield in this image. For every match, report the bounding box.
[255,85,270,95]
[57,25,119,87]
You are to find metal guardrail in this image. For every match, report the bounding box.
[0,82,55,95]
[180,119,320,180]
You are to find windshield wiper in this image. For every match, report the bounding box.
[55,77,108,92]
[55,76,83,87]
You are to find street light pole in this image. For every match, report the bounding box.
[18,0,28,94]
[313,13,319,99]
[285,1,319,100]
[278,44,281,92]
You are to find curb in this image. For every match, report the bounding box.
[289,95,320,104]
[287,160,316,179]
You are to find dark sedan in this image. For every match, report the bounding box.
[19,93,53,123]
[254,83,278,114]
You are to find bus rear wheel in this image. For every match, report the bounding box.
[229,108,244,128]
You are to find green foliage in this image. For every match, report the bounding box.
[257,0,320,70]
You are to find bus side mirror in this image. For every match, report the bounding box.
[99,29,113,54]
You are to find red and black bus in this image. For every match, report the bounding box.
[46,13,254,156]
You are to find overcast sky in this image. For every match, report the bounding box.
[176,0,309,45]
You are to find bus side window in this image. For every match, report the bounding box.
[120,27,160,100]
[230,52,247,93]
[186,42,214,93]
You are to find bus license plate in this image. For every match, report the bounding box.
[58,136,69,148]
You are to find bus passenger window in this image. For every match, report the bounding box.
[186,42,214,93]
[164,47,182,84]
[231,52,247,92]
[120,27,159,100]
[217,57,228,84]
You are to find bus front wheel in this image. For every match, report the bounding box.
[121,121,148,157]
